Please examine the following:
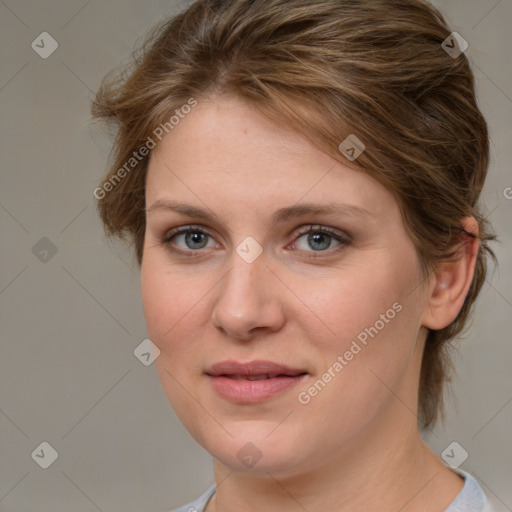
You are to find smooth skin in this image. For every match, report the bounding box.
[141,95,479,512]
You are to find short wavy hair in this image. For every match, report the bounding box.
[91,0,497,429]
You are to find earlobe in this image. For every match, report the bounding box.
[422,217,480,331]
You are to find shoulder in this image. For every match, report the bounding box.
[164,485,216,512]
[164,472,496,512]
[444,469,494,512]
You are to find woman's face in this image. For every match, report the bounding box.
[141,95,432,477]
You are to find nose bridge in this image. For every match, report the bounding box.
[211,246,283,338]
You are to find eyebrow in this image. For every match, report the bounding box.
[146,200,375,225]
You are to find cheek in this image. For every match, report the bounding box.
[300,260,416,351]
[297,255,424,400]
[141,256,191,351]
[141,260,168,344]
[140,253,216,375]
[296,266,424,424]
[140,256,209,429]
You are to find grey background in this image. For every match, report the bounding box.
[0,0,510,511]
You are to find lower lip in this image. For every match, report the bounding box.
[207,374,307,403]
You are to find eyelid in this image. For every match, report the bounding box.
[292,224,352,243]
[162,224,210,239]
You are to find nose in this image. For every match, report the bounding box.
[210,249,286,341]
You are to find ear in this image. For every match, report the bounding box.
[421,217,480,330]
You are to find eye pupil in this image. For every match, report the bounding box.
[308,232,331,251]
[186,232,208,249]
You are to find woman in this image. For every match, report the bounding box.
[91,0,497,510]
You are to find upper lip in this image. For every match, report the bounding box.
[206,360,308,377]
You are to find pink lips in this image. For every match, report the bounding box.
[205,360,308,403]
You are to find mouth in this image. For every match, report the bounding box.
[205,360,308,403]
[223,373,303,380]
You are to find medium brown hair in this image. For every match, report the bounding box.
[91,0,497,429]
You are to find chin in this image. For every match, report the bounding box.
[196,424,311,476]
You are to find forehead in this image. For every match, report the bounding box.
[149,95,322,174]
[146,96,397,221]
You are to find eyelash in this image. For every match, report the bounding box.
[160,224,352,259]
